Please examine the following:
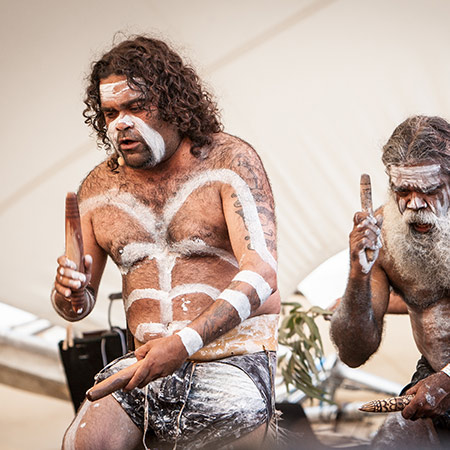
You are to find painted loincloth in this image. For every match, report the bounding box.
[94,351,276,448]
[401,355,450,430]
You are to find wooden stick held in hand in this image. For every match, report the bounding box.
[86,359,142,401]
[359,394,415,413]
[65,192,85,314]
[360,173,375,262]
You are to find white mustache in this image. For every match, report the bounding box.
[402,209,439,226]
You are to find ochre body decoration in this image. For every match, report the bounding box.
[359,395,415,413]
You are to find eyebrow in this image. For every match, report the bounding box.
[391,182,443,193]
[101,98,144,112]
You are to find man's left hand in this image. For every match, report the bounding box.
[402,372,450,420]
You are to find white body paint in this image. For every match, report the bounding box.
[219,289,251,321]
[442,362,450,377]
[232,270,272,305]
[176,327,204,356]
[80,169,275,342]
[100,79,166,165]
[63,400,91,449]
[126,284,220,331]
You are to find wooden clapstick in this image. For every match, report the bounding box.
[360,173,375,262]
[359,394,415,413]
[65,192,85,314]
[86,359,142,401]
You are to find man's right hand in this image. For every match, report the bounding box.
[54,254,92,301]
[349,212,382,275]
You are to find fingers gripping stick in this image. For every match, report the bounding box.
[359,394,415,413]
[65,192,85,314]
[360,174,375,263]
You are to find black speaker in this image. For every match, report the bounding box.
[58,328,127,411]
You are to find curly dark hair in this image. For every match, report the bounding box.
[83,35,223,169]
[382,115,450,174]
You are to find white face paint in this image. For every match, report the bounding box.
[389,164,450,216]
[389,164,441,188]
[99,79,166,167]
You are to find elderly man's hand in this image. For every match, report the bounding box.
[402,372,450,420]
[349,212,383,276]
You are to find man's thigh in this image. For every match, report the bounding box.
[63,395,144,450]
[178,362,268,447]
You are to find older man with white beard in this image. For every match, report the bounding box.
[330,116,450,448]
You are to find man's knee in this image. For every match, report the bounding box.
[62,396,143,450]
[372,412,440,449]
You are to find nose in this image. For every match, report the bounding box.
[406,193,427,210]
[115,114,134,131]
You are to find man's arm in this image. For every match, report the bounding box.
[330,211,390,367]
[51,195,107,321]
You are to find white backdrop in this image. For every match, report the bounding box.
[2,0,450,331]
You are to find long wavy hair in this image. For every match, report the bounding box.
[83,35,223,170]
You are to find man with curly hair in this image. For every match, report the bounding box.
[330,116,450,448]
[51,36,280,449]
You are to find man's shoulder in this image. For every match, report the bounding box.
[79,158,117,200]
[207,132,264,169]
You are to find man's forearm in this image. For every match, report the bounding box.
[330,275,381,367]
[51,285,95,322]
[176,268,275,356]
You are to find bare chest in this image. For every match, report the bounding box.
[407,301,450,371]
[81,171,231,265]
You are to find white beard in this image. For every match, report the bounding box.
[382,192,450,306]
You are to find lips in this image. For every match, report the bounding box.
[411,223,433,233]
[119,138,141,151]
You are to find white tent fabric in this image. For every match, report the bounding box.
[2,0,450,333]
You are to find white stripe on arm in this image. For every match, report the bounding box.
[232,270,272,305]
[176,327,204,356]
[218,289,251,321]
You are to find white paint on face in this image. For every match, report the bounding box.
[100,79,166,166]
[99,79,135,101]
[389,165,450,217]
[219,289,251,321]
[176,327,204,356]
[389,164,441,188]
[232,270,272,305]
[106,114,166,166]
[80,422,86,429]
